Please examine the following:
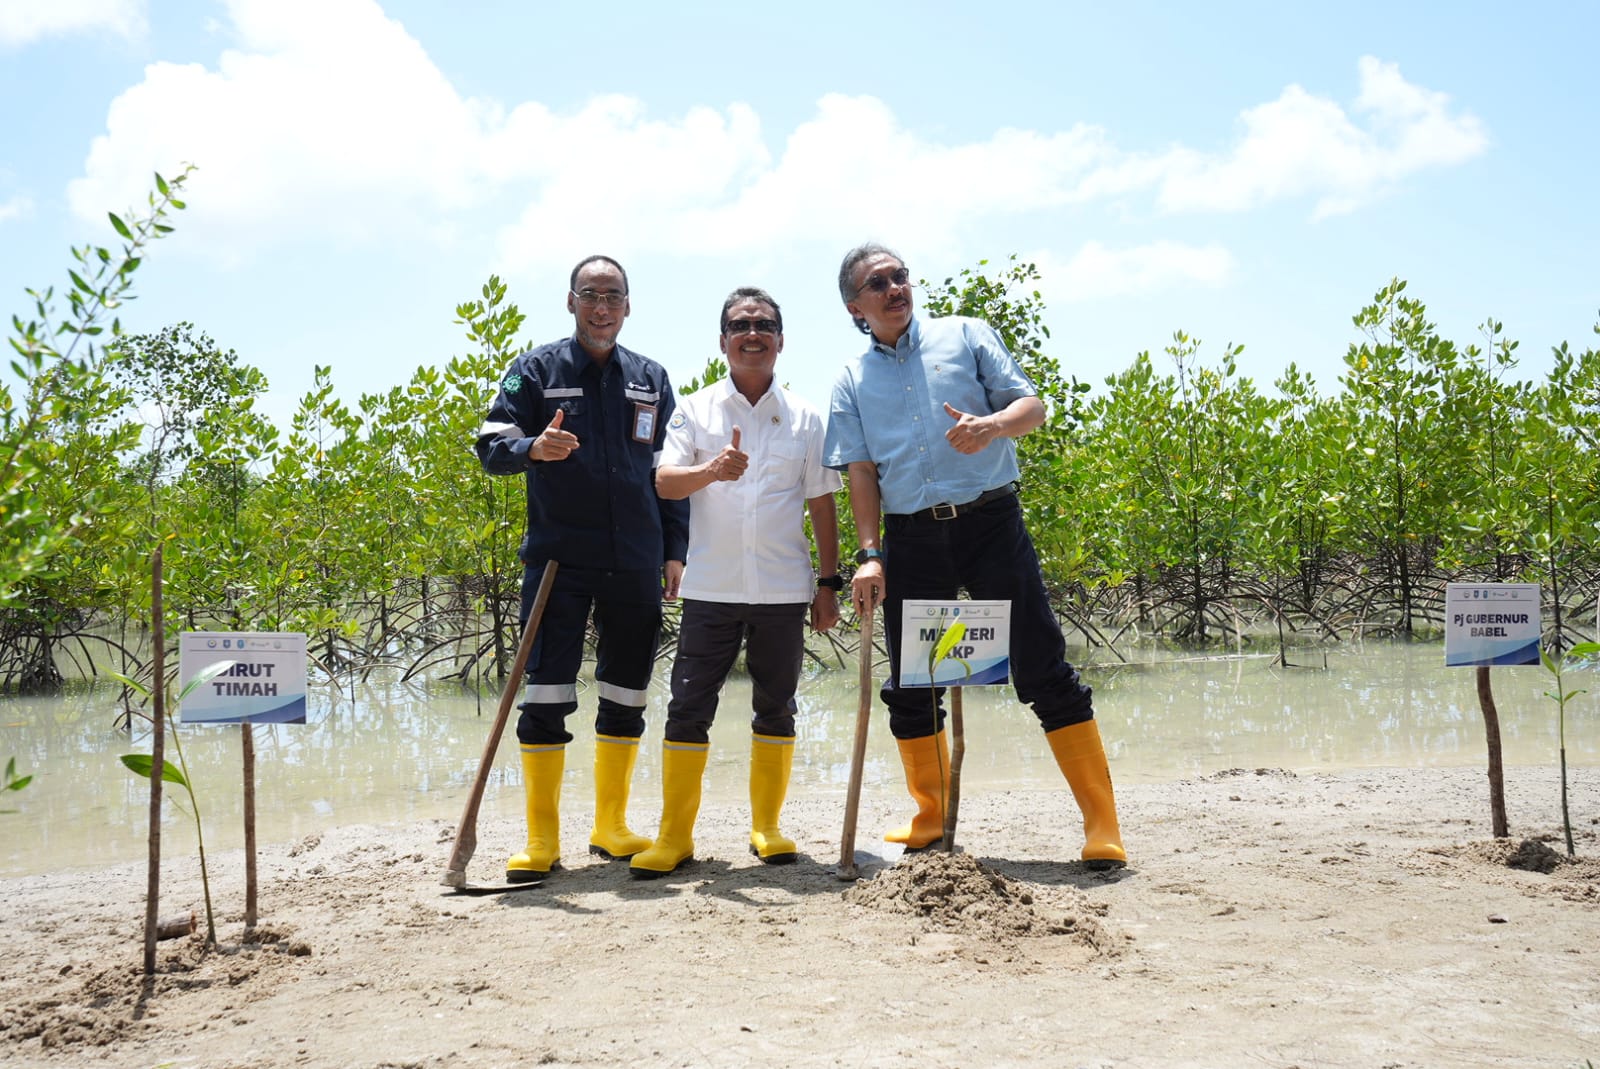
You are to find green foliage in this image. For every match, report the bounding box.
[2,169,193,614]
[679,355,727,396]
[8,242,1600,689]
[919,256,1092,585]
[1081,333,1282,640]
[1331,279,1467,633]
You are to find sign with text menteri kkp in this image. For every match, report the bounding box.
[1443,583,1541,667]
[177,632,309,723]
[898,600,1011,687]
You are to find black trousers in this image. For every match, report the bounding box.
[880,492,1094,739]
[664,599,807,745]
[514,562,662,745]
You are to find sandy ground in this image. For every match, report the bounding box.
[1,764,1597,1069]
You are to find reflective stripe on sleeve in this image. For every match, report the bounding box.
[478,420,527,438]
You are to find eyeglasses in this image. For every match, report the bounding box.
[723,318,780,336]
[853,266,911,299]
[572,289,627,308]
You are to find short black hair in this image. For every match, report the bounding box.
[569,254,629,294]
[719,286,783,334]
[837,242,903,335]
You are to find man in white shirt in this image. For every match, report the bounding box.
[631,287,843,878]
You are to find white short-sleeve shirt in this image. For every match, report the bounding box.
[662,378,842,604]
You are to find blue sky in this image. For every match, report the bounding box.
[3,0,1596,431]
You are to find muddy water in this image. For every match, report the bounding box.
[2,641,1593,876]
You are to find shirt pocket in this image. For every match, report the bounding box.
[766,441,806,490]
[550,397,586,435]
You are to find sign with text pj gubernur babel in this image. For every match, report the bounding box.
[177,632,309,724]
[1443,583,1541,667]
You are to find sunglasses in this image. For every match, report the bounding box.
[854,266,911,298]
[723,318,780,336]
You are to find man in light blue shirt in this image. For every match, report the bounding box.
[824,242,1125,869]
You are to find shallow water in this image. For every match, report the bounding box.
[2,640,1593,876]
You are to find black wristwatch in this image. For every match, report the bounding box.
[855,548,885,565]
[816,575,844,591]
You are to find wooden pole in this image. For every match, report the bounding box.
[442,561,559,887]
[1476,666,1509,838]
[242,722,257,929]
[142,546,165,976]
[942,687,965,852]
[836,607,875,881]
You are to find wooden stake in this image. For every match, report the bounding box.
[242,722,257,929]
[1476,665,1509,838]
[943,687,965,852]
[143,547,165,976]
[836,606,875,881]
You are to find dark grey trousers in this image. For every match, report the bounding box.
[665,599,807,744]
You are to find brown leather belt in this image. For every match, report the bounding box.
[895,484,1015,523]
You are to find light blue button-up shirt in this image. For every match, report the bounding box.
[824,314,1036,515]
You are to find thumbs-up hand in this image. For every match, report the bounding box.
[530,406,579,462]
[707,425,749,482]
[943,402,998,455]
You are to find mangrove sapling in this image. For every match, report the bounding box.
[1540,641,1598,859]
[115,660,235,946]
[927,619,970,851]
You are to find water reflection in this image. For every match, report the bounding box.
[1,641,1591,876]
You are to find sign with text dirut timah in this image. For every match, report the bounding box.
[178,632,308,723]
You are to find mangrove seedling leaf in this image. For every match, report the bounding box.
[120,753,189,787]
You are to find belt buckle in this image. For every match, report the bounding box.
[931,502,958,521]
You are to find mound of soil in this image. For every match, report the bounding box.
[843,849,1115,951]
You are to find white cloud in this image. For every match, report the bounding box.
[1033,241,1236,303]
[1157,57,1487,218]
[500,94,1139,270]
[0,0,145,47]
[67,5,1487,267]
[0,194,34,224]
[69,0,485,246]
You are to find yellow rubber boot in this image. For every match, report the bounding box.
[630,741,710,879]
[507,743,564,881]
[749,734,797,864]
[1046,720,1127,869]
[589,734,653,859]
[885,732,949,849]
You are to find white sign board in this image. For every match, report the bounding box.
[1443,583,1540,667]
[178,632,309,723]
[897,600,1011,687]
